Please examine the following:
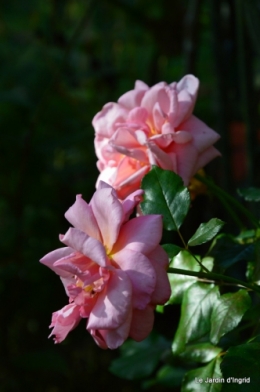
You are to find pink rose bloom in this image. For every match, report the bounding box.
[93,75,220,198]
[40,182,171,349]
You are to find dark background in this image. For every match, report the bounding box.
[1,0,260,391]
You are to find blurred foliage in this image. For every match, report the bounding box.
[1,0,260,391]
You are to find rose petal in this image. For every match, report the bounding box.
[90,187,124,252]
[65,195,101,241]
[40,247,75,278]
[112,215,163,255]
[49,303,81,343]
[180,115,220,153]
[148,246,171,305]
[112,249,156,309]
[118,89,147,109]
[92,102,128,138]
[87,269,132,329]
[121,189,144,221]
[129,305,154,341]
[89,308,132,349]
[60,228,108,267]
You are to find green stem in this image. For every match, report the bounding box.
[195,174,259,228]
[188,251,210,273]
[176,229,209,273]
[177,228,187,249]
[168,267,260,295]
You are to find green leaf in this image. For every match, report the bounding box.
[141,166,190,231]
[238,187,260,201]
[210,290,251,345]
[210,235,255,269]
[162,243,182,259]
[172,283,219,354]
[167,251,214,304]
[182,357,223,392]
[180,343,222,364]
[188,218,225,247]
[221,342,260,391]
[167,251,199,304]
[109,333,170,380]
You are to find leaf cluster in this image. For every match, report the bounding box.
[111,167,260,391]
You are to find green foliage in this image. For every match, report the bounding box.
[141,166,190,231]
[237,187,260,201]
[182,357,223,392]
[167,250,213,304]
[188,219,225,247]
[210,290,251,345]
[172,283,219,354]
[210,235,255,269]
[162,243,183,259]
[180,343,222,364]
[221,342,260,391]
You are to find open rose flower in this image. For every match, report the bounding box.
[40,182,171,349]
[93,75,220,198]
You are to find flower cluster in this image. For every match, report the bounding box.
[40,183,171,349]
[40,75,220,349]
[93,75,220,198]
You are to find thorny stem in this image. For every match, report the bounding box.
[168,267,260,295]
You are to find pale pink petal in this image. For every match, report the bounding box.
[135,80,149,90]
[90,308,132,349]
[180,115,220,152]
[192,146,221,175]
[94,134,120,164]
[54,258,100,286]
[90,186,124,252]
[148,246,171,305]
[118,89,147,109]
[65,195,101,241]
[40,247,75,278]
[172,143,198,185]
[177,74,199,95]
[95,166,117,189]
[112,249,156,309]
[151,130,192,150]
[87,269,132,329]
[157,87,170,114]
[60,228,108,267]
[141,82,167,117]
[121,189,143,221]
[174,75,199,126]
[96,180,114,191]
[153,102,165,130]
[49,303,81,343]
[92,102,128,137]
[147,141,175,170]
[111,157,149,199]
[112,215,163,255]
[127,107,148,123]
[110,128,148,162]
[129,305,154,341]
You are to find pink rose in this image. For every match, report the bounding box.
[40,182,171,349]
[93,75,220,198]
